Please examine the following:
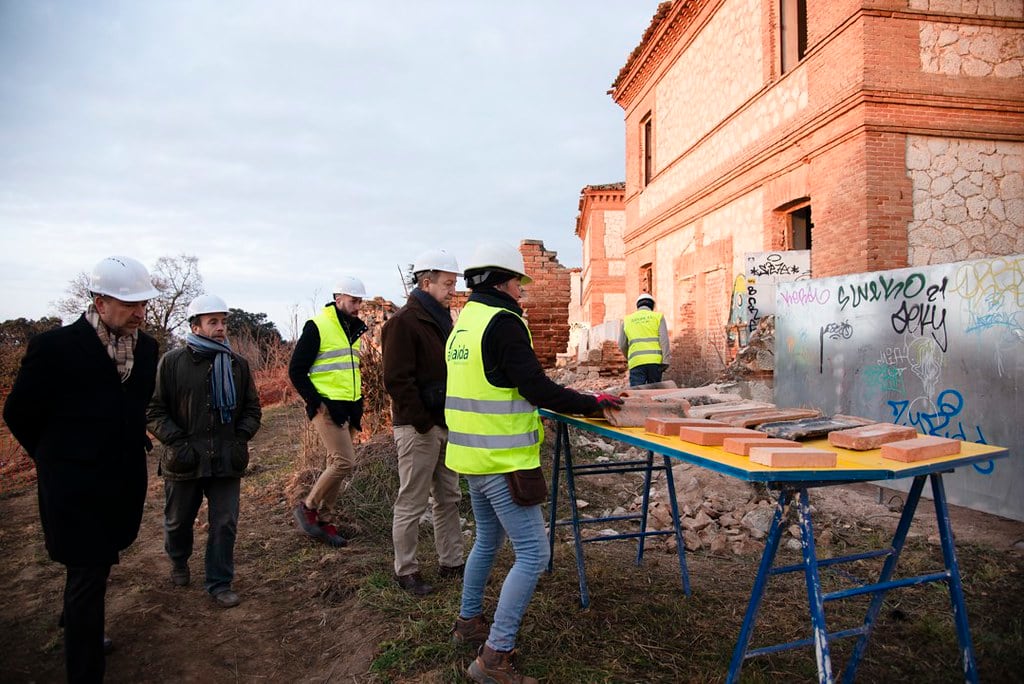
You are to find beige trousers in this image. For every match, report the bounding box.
[304,407,357,514]
[391,425,464,576]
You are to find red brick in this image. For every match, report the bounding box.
[677,426,764,446]
[748,448,838,468]
[722,437,801,456]
[880,436,962,462]
[644,417,728,435]
[828,423,918,450]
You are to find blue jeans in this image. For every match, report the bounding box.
[629,363,664,387]
[164,477,240,595]
[460,474,550,652]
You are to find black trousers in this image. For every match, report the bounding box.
[63,564,111,683]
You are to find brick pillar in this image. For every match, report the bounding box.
[520,239,571,369]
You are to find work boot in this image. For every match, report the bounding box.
[212,589,241,608]
[438,563,465,579]
[293,502,322,538]
[317,521,348,548]
[451,614,489,646]
[467,644,538,684]
[395,572,433,596]
[170,564,190,587]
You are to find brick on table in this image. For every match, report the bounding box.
[644,417,728,435]
[749,447,838,468]
[880,435,961,462]
[677,426,764,446]
[722,437,801,456]
[715,408,822,428]
[828,423,918,450]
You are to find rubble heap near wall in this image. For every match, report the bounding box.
[551,340,627,392]
[715,315,775,402]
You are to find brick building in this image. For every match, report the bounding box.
[608,0,1024,384]
[575,183,627,327]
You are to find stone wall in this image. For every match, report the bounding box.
[920,22,1024,78]
[909,0,1024,19]
[906,136,1024,264]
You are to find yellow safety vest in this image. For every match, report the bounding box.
[444,301,543,475]
[623,309,664,369]
[309,305,361,401]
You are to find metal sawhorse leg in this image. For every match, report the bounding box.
[546,421,690,608]
[726,473,978,683]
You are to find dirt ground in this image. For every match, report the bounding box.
[0,407,391,684]
[1,405,1022,683]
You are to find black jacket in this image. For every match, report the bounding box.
[147,345,262,481]
[471,289,599,416]
[288,305,367,429]
[381,292,450,432]
[3,316,158,566]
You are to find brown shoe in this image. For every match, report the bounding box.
[451,614,489,646]
[467,644,538,684]
[438,563,465,578]
[395,572,434,596]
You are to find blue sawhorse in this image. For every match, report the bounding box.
[727,472,978,683]
[545,420,691,608]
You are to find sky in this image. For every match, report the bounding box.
[0,0,662,338]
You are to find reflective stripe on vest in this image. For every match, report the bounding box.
[444,301,543,475]
[309,304,362,401]
[623,310,664,369]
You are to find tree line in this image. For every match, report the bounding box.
[1,255,284,386]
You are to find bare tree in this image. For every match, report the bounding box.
[52,254,204,349]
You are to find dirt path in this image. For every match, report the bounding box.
[0,407,389,683]
[2,405,1022,682]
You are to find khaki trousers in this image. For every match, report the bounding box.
[391,424,464,576]
[304,407,357,514]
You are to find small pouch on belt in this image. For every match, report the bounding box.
[504,467,547,506]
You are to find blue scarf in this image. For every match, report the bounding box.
[186,333,237,424]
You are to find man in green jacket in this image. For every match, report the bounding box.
[147,294,262,608]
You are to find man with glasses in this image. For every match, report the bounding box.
[289,276,368,547]
[4,256,161,683]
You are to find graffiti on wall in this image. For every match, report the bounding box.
[774,256,1024,520]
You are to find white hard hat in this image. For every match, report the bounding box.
[464,240,532,285]
[412,248,461,275]
[334,275,367,298]
[636,293,655,307]
[89,256,161,301]
[187,294,228,321]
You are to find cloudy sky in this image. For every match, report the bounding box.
[0,0,660,337]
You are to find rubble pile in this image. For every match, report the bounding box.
[566,434,834,557]
[550,341,627,392]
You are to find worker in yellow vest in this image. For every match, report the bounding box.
[619,293,671,387]
[446,240,623,684]
[288,276,368,547]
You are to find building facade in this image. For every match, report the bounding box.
[610,0,1024,383]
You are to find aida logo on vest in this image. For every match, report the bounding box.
[447,344,470,362]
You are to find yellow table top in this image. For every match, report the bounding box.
[539,411,1011,483]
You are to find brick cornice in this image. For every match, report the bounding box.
[609,0,711,110]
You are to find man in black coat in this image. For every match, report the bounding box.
[3,256,161,683]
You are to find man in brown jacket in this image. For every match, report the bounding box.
[381,249,465,595]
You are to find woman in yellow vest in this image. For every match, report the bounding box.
[446,241,623,684]
[618,293,672,387]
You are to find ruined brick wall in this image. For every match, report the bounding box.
[447,240,571,369]
[520,240,572,368]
